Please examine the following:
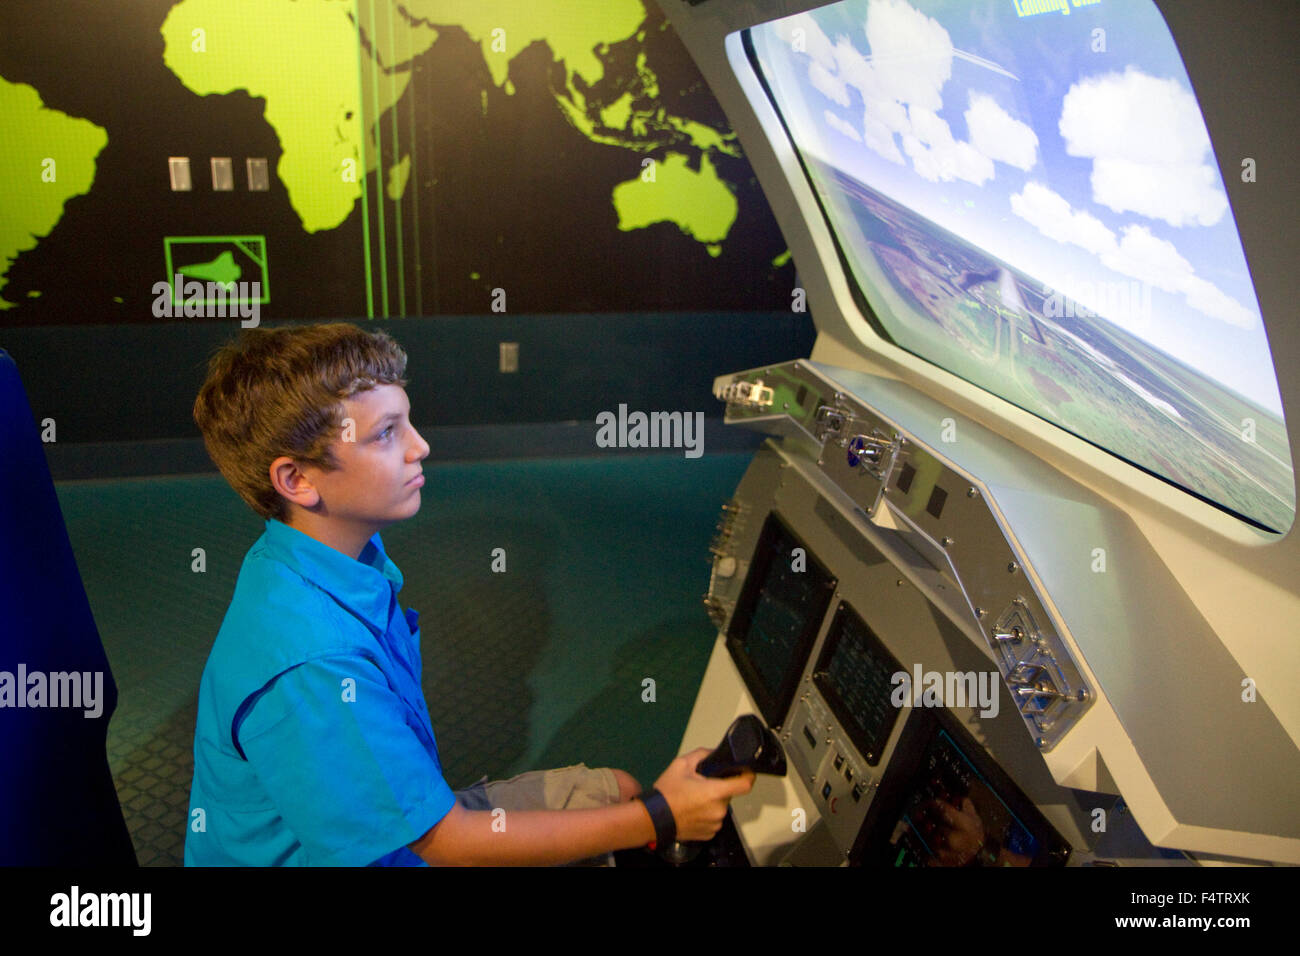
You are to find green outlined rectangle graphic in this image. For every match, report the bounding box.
[163,235,270,305]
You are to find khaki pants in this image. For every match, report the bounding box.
[453,763,623,865]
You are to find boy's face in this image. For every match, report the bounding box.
[274,384,430,552]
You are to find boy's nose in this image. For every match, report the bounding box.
[410,427,431,460]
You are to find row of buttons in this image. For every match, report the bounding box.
[798,701,870,805]
[832,751,867,802]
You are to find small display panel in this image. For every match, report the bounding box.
[895,461,915,494]
[926,485,948,520]
[813,603,903,765]
[852,710,1070,867]
[727,512,837,726]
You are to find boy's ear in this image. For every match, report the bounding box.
[269,456,322,510]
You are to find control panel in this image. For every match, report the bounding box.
[713,360,1091,750]
[689,358,1300,866]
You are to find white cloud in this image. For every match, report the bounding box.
[824,109,862,143]
[1059,68,1228,228]
[1011,184,1256,329]
[809,60,851,108]
[862,112,904,164]
[862,0,953,113]
[1100,226,1253,328]
[908,105,948,145]
[1100,225,1193,291]
[833,37,901,128]
[904,107,994,186]
[1089,158,1227,229]
[781,12,838,73]
[965,92,1037,171]
[1010,182,1117,255]
[792,1,1031,186]
[1179,275,1256,329]
[818,24,939,169]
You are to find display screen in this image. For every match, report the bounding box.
[888,729,1039,866]
[895,461,915,494]
[813,603,902,765]
[855,711,1069,867]
[926,485,947,520]
[727,512,837,726]
[748,0,1293,532]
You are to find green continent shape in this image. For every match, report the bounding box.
[600,92,635,131]
[161,0,410,233]
[665,115,740,157]
[612,152,737,245]
[384,1,741,252]
[400,0,645,90]
[387,155,411,201]
[545,26,741,223]
[0,77,107,309]
[368,2,439,69]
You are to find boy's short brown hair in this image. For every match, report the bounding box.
[194,323,409,521]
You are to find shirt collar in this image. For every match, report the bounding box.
[260,518,404,634]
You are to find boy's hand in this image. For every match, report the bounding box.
[651,747,756,843]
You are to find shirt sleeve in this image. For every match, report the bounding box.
[235,654,457,866]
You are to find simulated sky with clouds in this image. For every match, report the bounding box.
[753,0,1282,413]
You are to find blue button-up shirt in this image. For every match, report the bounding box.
[185,518,456,865]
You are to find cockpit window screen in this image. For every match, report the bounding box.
[727,512,837,726]
[748,0,1294,532]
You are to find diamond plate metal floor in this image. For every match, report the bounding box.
[56,451,753,866]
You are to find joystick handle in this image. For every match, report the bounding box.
[695,714,787,779]
[658,715,786,866]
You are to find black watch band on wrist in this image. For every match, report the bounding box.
[635,788,676,847]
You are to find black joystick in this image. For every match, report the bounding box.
[659,714,786,865]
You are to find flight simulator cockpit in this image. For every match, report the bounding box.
[653,0,1300,868]
[1,0,1295,889]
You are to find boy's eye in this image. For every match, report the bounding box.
[378,425,394,440]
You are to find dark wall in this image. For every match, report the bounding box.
[1,312,814,478]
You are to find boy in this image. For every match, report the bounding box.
[185,322,752,865]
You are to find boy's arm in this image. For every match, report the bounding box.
[409,749,755,866]
[409,802,653,866]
